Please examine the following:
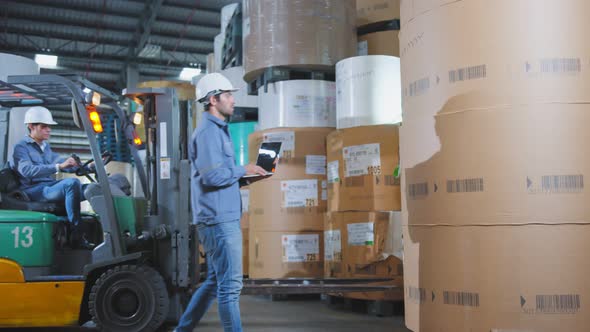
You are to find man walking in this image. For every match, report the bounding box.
[175,73,268,332]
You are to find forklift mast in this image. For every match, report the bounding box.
[123,86,197,318]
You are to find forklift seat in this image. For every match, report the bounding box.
[0,167,66,215]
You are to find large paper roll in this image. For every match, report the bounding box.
[336,55,402,129]
[242,0,357,82]
[258,80,336,130]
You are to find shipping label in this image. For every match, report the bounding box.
[305,155,326,175]
[240,189,249,213]
[343,143,381,177]
[281,179,318,208]
[327,160,340,183]
[282,234,320,263]
[263,131,295,159]
[324,230,342,262]
[347,222,374,246]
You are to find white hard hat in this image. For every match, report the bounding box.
[24,106,58,125]
[196,73,238,103]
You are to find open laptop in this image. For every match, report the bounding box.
[243,142,282,178]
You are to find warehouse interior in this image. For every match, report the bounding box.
[0,0,586,331]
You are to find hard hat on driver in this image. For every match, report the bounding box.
[24,106,58,125]
[196,73,238,103]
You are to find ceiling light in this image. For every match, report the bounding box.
[179,67,202,81]
[35,54,58,68]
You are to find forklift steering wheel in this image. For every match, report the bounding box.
[76,151,113,177]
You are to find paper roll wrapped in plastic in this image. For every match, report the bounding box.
[220,66,257,108]
[258,80,336,130]
[336,55,402,129]
[242,0,357,82]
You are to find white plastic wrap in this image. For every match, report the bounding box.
[258,80,336,130]
[336,55,402,129]
[242,0,356,82]
[0,53,40,165]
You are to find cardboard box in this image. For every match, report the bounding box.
[248,127,333,181]
[249,178,326,232]
[325,211,403,278]
[357,0,401,26]
[326,211,404,301]
[404,224,590,332]
[327,125,401,212]
[249,230,324,278]
[358,30,400,57]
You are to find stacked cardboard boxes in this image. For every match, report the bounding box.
[325,124,404,300]
[248,128,333,278]
[242,0,358,279]
[401,0,590,330]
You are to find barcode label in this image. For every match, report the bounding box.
[540,58,581,73]
[449,64,487,83]
[282,234,320,263]
[536,294,581,313]
[446,178,484,193]
[343,143,381,178]
[345,177,365,188]
[408,77,430,96]
[443,291,480,307]
[408,182,428,199]
[408,287,426,303]
[385,175,400,186]
[542,175,583,193]
[281,179,318,208]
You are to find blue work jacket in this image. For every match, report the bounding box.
[12,136,65,190]
[189,112,246,225]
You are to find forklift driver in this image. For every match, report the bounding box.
[12,106,95,249]
[175,73,269,332]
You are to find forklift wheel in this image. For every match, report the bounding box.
[88,264,170,332]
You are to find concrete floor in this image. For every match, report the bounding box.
[166,295,411,332]
[5,295,411,332]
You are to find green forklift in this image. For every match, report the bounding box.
[0,74,198,331]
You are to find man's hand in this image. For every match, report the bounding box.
[59,157,78,170]
[244,164,268,176]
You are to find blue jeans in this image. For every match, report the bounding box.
[176,220,243,332]
[24,178,86,225]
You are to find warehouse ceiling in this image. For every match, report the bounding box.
[0,0,238,93]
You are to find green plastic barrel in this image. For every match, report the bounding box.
[0,210,59,268]
[229,121,257,166]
